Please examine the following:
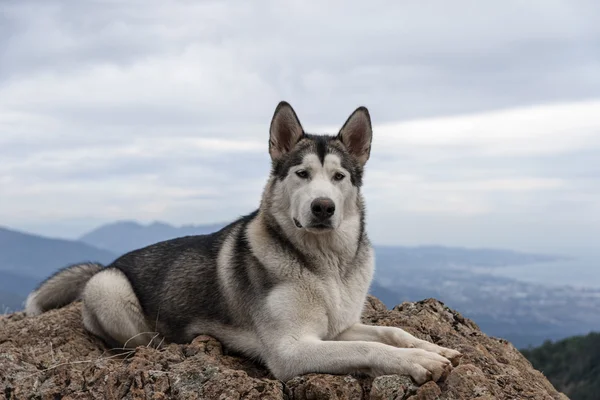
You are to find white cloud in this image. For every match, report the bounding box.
[1,99,595,232]
[308,99,600,158]
[374,100,600,157]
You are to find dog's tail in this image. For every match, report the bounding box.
[25,262,104,316]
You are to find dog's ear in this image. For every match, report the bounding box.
[269,101,304,161]
[337,106,372,166]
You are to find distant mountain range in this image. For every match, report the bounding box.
[1,220,598,348]
[77,220,563,268]
[0,227,116,278]
[79,221,225,255]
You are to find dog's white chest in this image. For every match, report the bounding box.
[316,250,375,339]
[321,277,368,339]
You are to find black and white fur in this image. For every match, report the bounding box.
[25,102,461,384]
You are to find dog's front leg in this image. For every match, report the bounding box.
[335,323,462,366]
[258,287,452,384]
[264,335,451,384]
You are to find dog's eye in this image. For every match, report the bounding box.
[295,170,309,179]
[333,172,345,181]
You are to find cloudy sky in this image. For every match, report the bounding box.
[1,0,599,252]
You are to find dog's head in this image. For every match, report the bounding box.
[266,101,372,235]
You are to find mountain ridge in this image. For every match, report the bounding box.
[78,220,227,254]
[0,226,116,278]
[522,332,600,400]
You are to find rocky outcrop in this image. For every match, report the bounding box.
[0,296,567,399]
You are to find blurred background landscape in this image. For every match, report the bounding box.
[1,1,599,398]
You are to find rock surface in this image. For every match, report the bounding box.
[0,296,568,399]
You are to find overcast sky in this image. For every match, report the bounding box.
[1,0,599,252]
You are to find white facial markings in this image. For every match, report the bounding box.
[323,154,346,181]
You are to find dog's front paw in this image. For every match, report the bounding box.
[394,348,452,384]
[437,346,462,366]
[417,342,462,367]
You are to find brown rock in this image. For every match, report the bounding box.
[286,374,363,399]
[369,375,416,399]
[0,296,568,399]
[409,381,442,400]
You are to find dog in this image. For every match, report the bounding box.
[25,102,461,383]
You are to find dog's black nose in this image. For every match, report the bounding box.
[311,197,335,220]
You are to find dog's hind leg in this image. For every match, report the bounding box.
[81,268,160,349]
